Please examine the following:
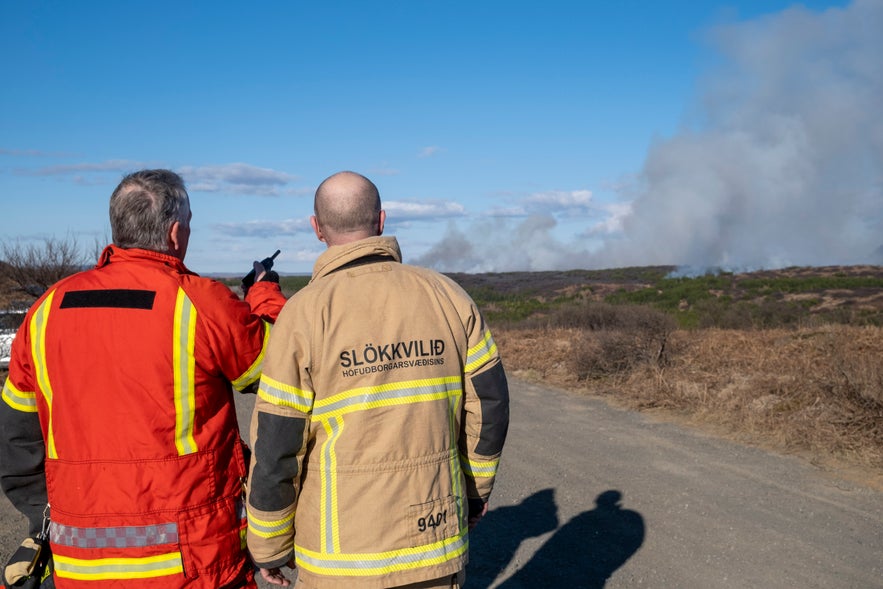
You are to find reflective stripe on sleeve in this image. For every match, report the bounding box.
[1,378,37,412]
[248,511,294,539]
[459,455,500,479]
[53,552,184,581]
[173,288,198,455]
[258,375,314,413]
[30,291,57,458]
[232,320,272,391]
[465,330,497,372]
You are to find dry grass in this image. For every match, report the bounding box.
[497,324,883,488]
[4,324,882,489]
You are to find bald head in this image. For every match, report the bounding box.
[312,171,384,245]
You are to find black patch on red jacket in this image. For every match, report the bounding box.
[60,289,156,310]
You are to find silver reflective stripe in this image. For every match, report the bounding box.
[173,289,197,455]
[296,533,468,576]
[460,455,500,478]
[1,378,37,412]
[248,512,293,538]
[322,416,343,553]
[258,376,314,413]
[53,552,183,580]
[311,376,463,556]
[313,377,460,419]
[465,330,496,372]
[50,522,178,548]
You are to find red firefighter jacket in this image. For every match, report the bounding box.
[0,246,285,588]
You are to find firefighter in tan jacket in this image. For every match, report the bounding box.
[246,171,510,588]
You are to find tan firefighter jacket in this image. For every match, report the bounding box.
[246,236,509,588]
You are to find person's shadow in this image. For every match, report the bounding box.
[466,488,559,588]
[468,489,644,589]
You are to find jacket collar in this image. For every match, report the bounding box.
[96,245,195,275]
[311,236,402,282]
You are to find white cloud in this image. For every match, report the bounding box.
[213,216,313,237]
[25,159,152,176]
[0,148,73,158]
[384,200,466,223]
[179,163,297,196]
[418,146,443,158]
[485,205,528,218]
[369,166,401,176]
[522,189,595,214]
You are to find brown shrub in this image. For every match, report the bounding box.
[495,323,883,474]
[552,304,677,380]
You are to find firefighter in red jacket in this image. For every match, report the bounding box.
[0,169,286,588]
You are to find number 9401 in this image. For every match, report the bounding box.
[417,510,447,532]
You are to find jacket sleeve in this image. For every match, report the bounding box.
[245,281,287,323]
[190,278,284,393]
[0,319,48,536]
[459,303,510,503]
[246,300,313,568]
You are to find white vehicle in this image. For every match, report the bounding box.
[1,309,26,369]
[0,329,14,369]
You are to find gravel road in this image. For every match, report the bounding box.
[2,377,880,588]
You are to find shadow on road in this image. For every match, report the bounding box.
[467,489,644,589]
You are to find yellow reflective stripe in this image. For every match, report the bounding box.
[2,378,37,412]
[30,292,57,458]
[173,289,197,455]
[54,552,183,581]
[465,330,496,372]
[247,511,294,539]
[460,455,500,478]
[313,376,462,419]
[232,320,271,391]
[448,394,465,526]
[313,377,462,555]
[258,375,314,413]
[320,417,344,553]
[295,531,468,576]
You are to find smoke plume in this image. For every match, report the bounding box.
[418,0,883,273]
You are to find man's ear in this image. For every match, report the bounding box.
[377,210,386,236]
[168,221,185,258]
[310,216,326,243]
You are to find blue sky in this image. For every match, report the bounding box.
[2,0,879,275]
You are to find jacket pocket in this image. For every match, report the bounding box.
[178,496,246,580]
[407,495,459,548]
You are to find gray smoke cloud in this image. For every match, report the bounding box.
[417,0,883,273]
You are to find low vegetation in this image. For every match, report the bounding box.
[3,260,882,488]
[453,266,883,489]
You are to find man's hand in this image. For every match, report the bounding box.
[468,498,489,530]
[251,261,268,284]
[259,566,291,586]
[242,261,279,296]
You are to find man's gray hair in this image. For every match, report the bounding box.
[109,169,190,252]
